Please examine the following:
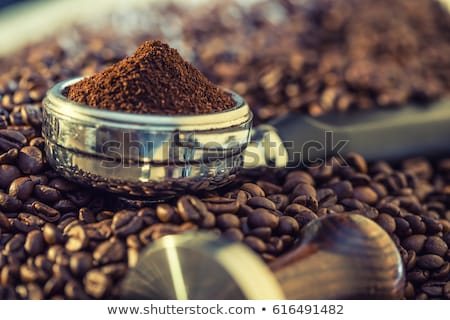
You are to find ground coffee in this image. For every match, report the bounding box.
[65,40,235,115]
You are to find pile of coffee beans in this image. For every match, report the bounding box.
[66,40,235,115]
[0,0,449,299]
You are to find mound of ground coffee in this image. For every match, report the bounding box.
[65,40,235,115]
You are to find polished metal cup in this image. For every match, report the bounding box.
[42,78,253,199]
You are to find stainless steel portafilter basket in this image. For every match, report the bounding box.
[42,78,253,199]
[43,77,450,199]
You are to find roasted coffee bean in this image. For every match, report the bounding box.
[328,181,353,199]
[48,178,77,192]
[257,180,282,195]
[24,230,45,256]
[53,200,77,213]
[394,217,412,237]
[9,176,35,200]
[200,212,216,228]
[243,236,266,253]
[402,234,427,253]
[246,196,276,210]
[69,252,93,277]
[0,192,22,212]
[404,215,427,234]
[416,254,445,269]
[177,195,208,222]
[422,216,443,235]
[223,228,244,242]
[0,165,21,189]
[421,281,444,297]
[33,185,61,203]
[430,262,450,280]
[240,183,265,197]
[249,227,272,241]
[93,238,126,265]
[85,221,112,241]
[267,194,289,211]
[423,236,448,257]
[156,203,175,222]
[43,223,63,245]
[111,210,143,237]
[0,211,11,231]
[32,201,60,222]
[407,269,430,284]
[247,208,279,229]
[317,188,337,208]
[66,191,92,207]
[203,197,240,214]
[215,213,240,229]
[100,263,127,279]
[43,277,65,297]
[0,148,19,164]
[29,137,45,150]
[65,225,88,252]
[276,216,300,235]
[353,186,378,205]
[0,130,27,152]
[64,280,90,299]
[84,270,112,299]
[17,146,43,175]
[375,213,396,234]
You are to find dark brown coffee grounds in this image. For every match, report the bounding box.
[65,40,235,115]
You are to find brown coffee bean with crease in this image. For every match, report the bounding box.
[375,213,396,234]
[215,213,240,229]
[249,227,271,241]
[203,197,240,214]
[34,185,61,203]
[267,194,289,211]
[243,236,266,253]
[353,186,378,205]
[48,178,77,192]
[32,201,61,222]
[0,148,19,165]
[423,236,448,257]
[42,223,63,245]
[247,208,279,229]
[65,225,88,252]
[0,164,21,188]
[291,183,317,199]
[111,210,143,237]
[402,234,427,253]
[0,130,27,152]
[177,195,208,222]
[84,270,111,299]
[246,196,276,210]
[240,183,265,197]
[93,238,126,265]
[65,280,90,299]
[18,146,43,174]
[276,216,300,235]
[0,192,22,212]
[291,195,319,212]
[156,203,175,222]
[328,181,353,199]
[24,230,44,257]
[416,254,445,269]
[257,180,282,195]
[9,176,35,200]
[69,252,93,277]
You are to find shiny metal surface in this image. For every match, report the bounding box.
[42,78,253,198]
[121,232,285,299]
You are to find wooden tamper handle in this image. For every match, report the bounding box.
[270,214,405,299]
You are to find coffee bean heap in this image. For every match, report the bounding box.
[0,0,449,299]
[65,40,235,115]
